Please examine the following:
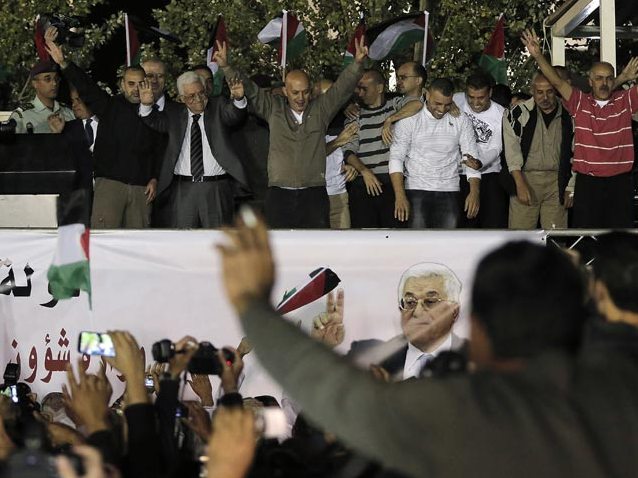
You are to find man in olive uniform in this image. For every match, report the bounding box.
[10,60,74,133]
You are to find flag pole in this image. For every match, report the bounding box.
[124,13,131,67]
[421,11,430,67]
[281,10,288,72]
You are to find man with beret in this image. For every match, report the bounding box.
[10,60,74,133]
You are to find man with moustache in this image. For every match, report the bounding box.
[523,29,638,228]
[503,71,573,229]
[45,27,161,228]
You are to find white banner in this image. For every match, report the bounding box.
[0,229,544,401]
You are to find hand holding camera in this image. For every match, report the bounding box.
[152,338,235,377]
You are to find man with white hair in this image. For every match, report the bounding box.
[349,262,465,380]
[138,71,249,227]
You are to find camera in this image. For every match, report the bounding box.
[38,14,85,48]
[151,340,235,376]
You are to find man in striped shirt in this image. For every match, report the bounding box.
[343,69,421,227]
[523,29,638,228]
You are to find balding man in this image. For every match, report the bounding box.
[217,39,367,228]
[524,29,638,228]
[503,72,573,229]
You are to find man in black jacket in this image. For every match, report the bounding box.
[45,27,161,229]
[138,71,248,228]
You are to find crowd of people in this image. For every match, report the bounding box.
[3,21,638,477]
[8,27,638,229]
[1,216,638,477]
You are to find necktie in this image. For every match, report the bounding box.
[190,114,204,181]
[84,118,94,147]
[415,354,432,377]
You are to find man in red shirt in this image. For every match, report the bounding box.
[523,29,638,228]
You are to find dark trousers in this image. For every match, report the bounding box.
[172,176,234,228]
[347,174,403,228]
[573,173,634,228]
[458,173,509,228]
[407,190,460,228]
[265,186,329,229]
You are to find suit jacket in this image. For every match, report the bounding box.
[141,98,248,197]
[348,332,467,376]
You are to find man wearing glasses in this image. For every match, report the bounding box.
[349,262,465,380]
[138,71,248,228]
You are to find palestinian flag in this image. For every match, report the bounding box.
[478,14,507,85]
[367,12,435,63]
[276,267,341,315]
[47,190,92,307]
[258,11,308,68]
[124,13,141,66]
[343,15,366,68]
[34,16,50,61]
[206,15,228,96]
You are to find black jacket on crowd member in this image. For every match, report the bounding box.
[62,63,162,186]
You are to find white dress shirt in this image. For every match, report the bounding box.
[389,107,481,192]
[403,333,453,380]
[139,98,247,176]
[174,110,226,176]
[83,115,98,153]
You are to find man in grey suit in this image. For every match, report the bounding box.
[346,262,466,380]
[139,72,248,228]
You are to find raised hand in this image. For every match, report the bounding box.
[227,76,245,100]
[188,374,214,406]
[521,29,542,58]
[616,57,638,85]
[219,347,244,394]
[354,36,369,64]
[236,337,253,358]
[104,330,147,405]
[168,335,199,379]
[207,407,256,478]
[44,26,67,67]
[216,208,275,315]
[139,79,155,106]
[310,289,345,348]
[213,41,228,68]
[62,359,111,434]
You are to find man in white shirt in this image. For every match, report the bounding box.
[453,71,508,228]
[389,78,482,228]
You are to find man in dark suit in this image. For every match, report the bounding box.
[346,262,466,380]
[139,72,248,228]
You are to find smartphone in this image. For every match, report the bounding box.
[77,331,115,357]
[144,375,154,390]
